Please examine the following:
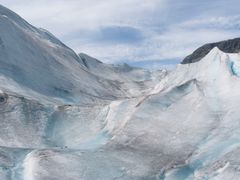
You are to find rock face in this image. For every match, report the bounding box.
[182,38,240,64]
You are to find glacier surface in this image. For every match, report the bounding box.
[1,4,240,180]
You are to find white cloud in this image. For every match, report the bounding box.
[0,0,165,36]
[0,0,240,68]
[178,16,240,30]
[72,18,240,63]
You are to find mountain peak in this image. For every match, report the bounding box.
[0,4,34,30]
[78,53,103,68]
[182,37,240,64]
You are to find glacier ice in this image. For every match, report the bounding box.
[1,4,240,180]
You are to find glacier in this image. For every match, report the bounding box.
[1,4,240,180]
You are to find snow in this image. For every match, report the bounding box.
[1,4,240,180]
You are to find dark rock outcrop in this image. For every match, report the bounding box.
[182,38,240,64]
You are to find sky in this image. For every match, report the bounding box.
[0,0,240,69]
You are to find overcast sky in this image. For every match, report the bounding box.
[0,0,240,68]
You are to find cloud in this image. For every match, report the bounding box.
[0,0,240,69]
[0,0,165,35]
[72,20,239,64]
[178,16,240,31]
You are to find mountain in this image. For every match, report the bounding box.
[0,4,162,105]
[1,4,240,180]
[182,37,240,64]
[79,53,166,95]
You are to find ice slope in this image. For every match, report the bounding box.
[2,47,240,179]
[29,48,240,179]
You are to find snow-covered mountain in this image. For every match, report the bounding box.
[1,4,240,180]
[0,4,163,105]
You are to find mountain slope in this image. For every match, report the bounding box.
[79,53,166,95]
[0,5,159,105]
